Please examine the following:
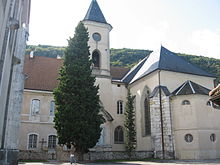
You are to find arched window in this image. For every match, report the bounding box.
[144,97,151,135]
[48,135,57,149]
[207,101,212,106]
[114,126,124,143]
[31,99,40,115]
[50,101,55,116]
[28,134,38,149]
[117,100,123,114]
[92,51,100,68]
[182,100,190,105]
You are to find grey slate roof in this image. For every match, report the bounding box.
[149,85,170,98]
[172,80,211,96]
[84,0,107,24]
[122,46,215,84]
[121,56,150,83]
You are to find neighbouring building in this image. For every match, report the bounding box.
[19,0,220,161]
[0,0,31,164]
[209,84,220,106]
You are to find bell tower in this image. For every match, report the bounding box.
[83,0,112,78]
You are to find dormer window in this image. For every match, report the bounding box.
[92,51,100,68]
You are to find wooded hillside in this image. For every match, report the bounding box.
[26,45,220,85]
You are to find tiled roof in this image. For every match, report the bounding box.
[209,84,220,97]
[83,0,107,24]
[122,46,215,84]
[172,80,210,96]
[23,55,63,91]
[209,84,220,105]
[110,66,130,81]
[23,55,129,91]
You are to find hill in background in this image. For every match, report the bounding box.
[26,45,220,85]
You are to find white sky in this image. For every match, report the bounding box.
[28,0,220,59]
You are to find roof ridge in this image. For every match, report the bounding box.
[172,80,211,96]
[188,80,196,94]
[175,81,188,95]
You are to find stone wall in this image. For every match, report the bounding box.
[19,150,153,162]
[150,90,174,159]
[85,151,153,161]
[19,150,47,161]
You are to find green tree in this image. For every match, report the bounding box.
[53,22,104,160]
[124,89,136,159]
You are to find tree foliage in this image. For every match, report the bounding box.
[124,89,136,158]
[110,48,152,68]
[26,45,65,58]
[53,22,104,160]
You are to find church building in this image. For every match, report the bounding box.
[18,0,220,161]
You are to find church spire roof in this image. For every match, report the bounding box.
[84,0,107,24]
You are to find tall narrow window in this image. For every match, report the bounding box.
[92,51,100,68]
[144,97,151,135]
[117,100,123,114]
[31,99,40,115]
[28,134,38,149]
[50,101,55,116]
[114,126,124,143]
[48,135,57,149]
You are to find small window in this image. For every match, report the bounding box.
[117,100,123,114]
[48,135,57,149]
[28,134,38,149]
[207,101,212,106]
[114,126,124,143]
[182,100,190,105]
[210,134,216,142]
[50,101,55,116]
[31,99,40,115]
[184,134,193,143]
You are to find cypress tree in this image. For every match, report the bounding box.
[124,89,136,159]
[53,22,104,160]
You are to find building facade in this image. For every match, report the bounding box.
[0,0,31,164]
[19,0,220,161]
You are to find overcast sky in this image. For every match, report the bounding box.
[28,0,220,59]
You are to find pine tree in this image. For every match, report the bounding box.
[53,22,104,160]
[124,89,136,159]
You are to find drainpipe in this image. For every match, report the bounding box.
[158,70,165,159]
